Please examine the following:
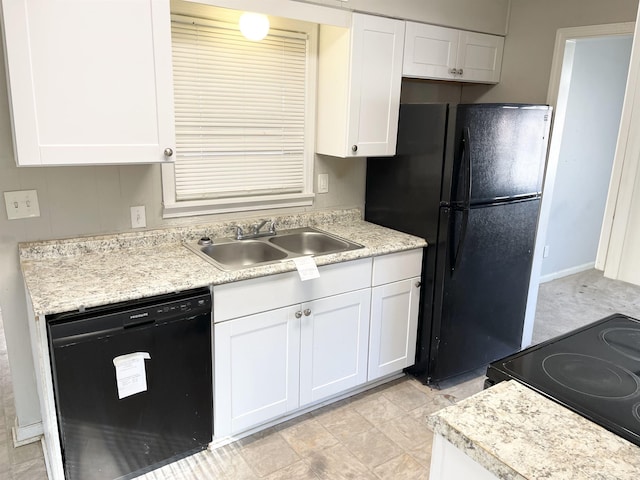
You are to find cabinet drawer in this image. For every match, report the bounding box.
[372,249,423,286]
[214,258,373,322]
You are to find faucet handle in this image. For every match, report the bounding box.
[269,219,277,234]
[253,219,268,233]
[231,225,244,239]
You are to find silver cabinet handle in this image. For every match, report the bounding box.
[457,68,464,76]
[295,311,302,319]
[351,145,358,152]
[415,281,422,288]
[448,68,457,74]
[164,147,174,157]
[303,309,311,317]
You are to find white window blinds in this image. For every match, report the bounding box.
[171,16,308,201]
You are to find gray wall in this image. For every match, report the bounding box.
[541,35,633,278]
[463,0,638,104]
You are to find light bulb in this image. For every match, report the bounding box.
[239,12,270,41]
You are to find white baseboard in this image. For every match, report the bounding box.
[12,418,44,447]
[539,262,595,284]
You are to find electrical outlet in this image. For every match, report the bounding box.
[543,245,550,258]
[4,190,40,220]
[130,206,146,229]
[317,174,329,194]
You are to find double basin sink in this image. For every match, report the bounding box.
[185,227,364,271]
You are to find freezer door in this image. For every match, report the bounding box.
[452,104,551,204]
[429,198,540,382]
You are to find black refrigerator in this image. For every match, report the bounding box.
[365,103,552,384]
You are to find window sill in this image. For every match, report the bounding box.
[162,193,315,219]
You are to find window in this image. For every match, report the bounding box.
[162,13,317,217]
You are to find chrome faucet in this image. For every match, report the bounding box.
[232,220,277,240]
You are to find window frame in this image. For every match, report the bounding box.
[162,11,317,219]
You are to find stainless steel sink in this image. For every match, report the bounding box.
[197,240,288,270]
[268,228,359,255]
[185,227,363,271]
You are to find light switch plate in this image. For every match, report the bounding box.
[4,190,40,220]
[130,206,146,229]
[318,174,329,193]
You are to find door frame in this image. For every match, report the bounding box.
[599,18,640,281]
[521,22,635,348]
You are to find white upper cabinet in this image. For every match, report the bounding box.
[1,0,176,166]
[403,22,504,84]
[316,13,404,158]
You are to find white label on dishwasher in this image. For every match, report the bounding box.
[292,256,320,281]
[113,352,151,399]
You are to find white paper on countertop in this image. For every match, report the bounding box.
[292,256,320,281]
[112,352,151,399]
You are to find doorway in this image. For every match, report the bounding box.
[521,23,634,347]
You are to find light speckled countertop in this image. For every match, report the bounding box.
[19,209,427,315]
[428,380,640,480]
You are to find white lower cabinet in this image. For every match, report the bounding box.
[299,289,371,406]
[213,250,423,438]
[214,305,301,437]
[368,277,421,381]
[214,289,370,437]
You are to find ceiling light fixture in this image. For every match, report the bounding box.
[239,12,270,41]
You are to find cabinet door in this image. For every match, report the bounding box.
[402,22,459,80]
[457,31,504,84]
[368,277,421,381]
[2,0,175,165]
[299,289,371,406]
[346,14,404,157]
[214,306,300,437]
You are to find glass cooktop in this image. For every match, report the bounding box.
[486,314,640,447]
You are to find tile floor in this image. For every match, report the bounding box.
[137,373,485,480]
[1,268,638,479]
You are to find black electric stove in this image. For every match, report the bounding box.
[485,313,640,447]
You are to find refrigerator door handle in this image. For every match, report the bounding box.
[450,127,471,274]
[462,127,472,209]
[450,207,469,273]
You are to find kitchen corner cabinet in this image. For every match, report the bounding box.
[316,13,404,158]
[368,249,422,380]
[403,22,504,84]
[1,0,176,166]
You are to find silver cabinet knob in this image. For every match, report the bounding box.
[448,68,457,74]
[303,309,311,317]
[457,68,463,76]
[415,281,422,288]
[164,147,174,157]
[351,145,358,152]
[295,311,302,319]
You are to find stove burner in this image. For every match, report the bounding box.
[634,402,640,424]
[601,327,640,361]
[542,353,640,399]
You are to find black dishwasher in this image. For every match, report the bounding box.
[47,287,213,480]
